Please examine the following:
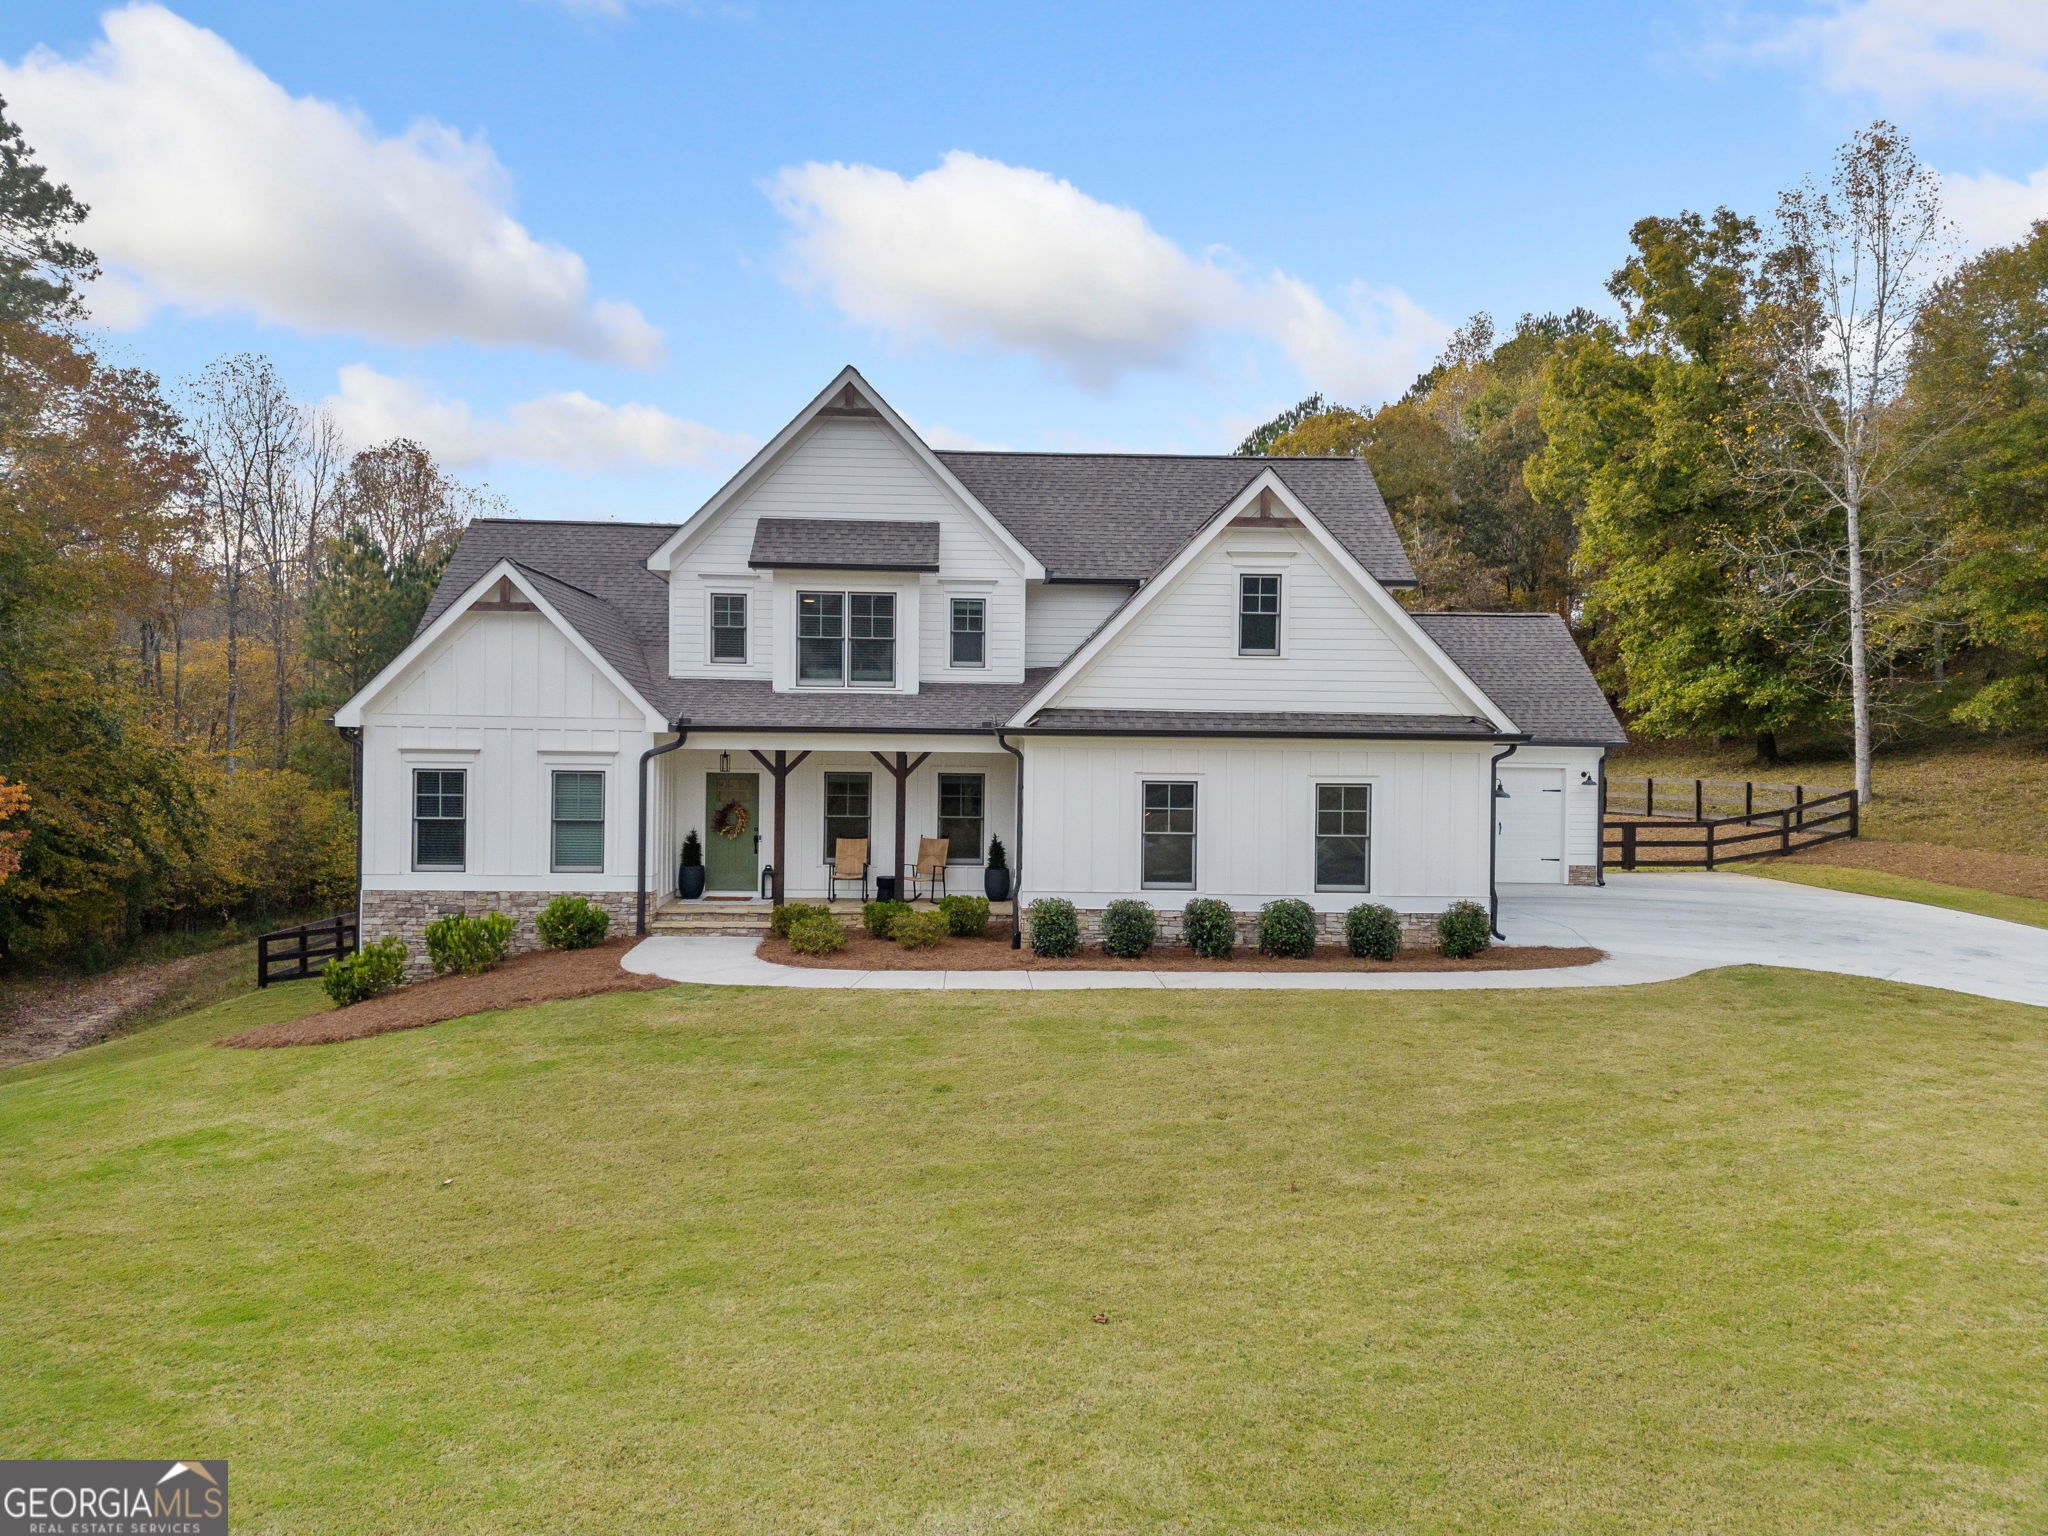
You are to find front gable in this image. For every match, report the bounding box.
[1015,472,1516,727]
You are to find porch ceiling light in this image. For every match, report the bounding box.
[719,751,731,772]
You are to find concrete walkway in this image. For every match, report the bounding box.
[620,872,2048,1007]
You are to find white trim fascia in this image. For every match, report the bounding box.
[643,365,1046,580]
[332,559,668,731]
[1006,468,1519,731]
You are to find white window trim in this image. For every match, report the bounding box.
[947,595,988,670]
[411,764,469,874]
[1311,780,1373,893]
[935,770,987,864]
[707,590,750,665]
[1236,571,1285,659]
[549,767,608,875]
[794,587,902,690]
[1138,777,1200,891]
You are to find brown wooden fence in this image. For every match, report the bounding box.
[257,914,358,988]
[1604,776,1859,870]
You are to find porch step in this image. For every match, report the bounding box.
[649,911,773,937]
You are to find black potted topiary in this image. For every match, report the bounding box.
[983,835,1011,901]
[678,829,706,899]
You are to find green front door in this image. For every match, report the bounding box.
[703,772,759,892]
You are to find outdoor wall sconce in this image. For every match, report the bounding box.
[1494,781,1510,798]
[1580,770,1596,786]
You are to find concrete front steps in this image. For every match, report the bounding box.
[648,896,1014,938]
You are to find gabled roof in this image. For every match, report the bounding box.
[749,517,941,572]
[1021,709,1505,739]
[937,451,1416,586]
[1413,613,1627,746]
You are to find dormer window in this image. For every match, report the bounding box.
[797,591,895,687]
[710,592,748,663]
[950,597,986,667]
[1239,574,1281,655]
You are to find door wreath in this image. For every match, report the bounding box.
[711,800,751,840]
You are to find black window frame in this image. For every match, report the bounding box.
[936,772,985,863]
[1140,780,1197,889]
[1239,573,1281,656]
[822,771,872,859]
[1313,782,1371,893]
[709,591,748,664]
[949,597,986,668]
[550,769,606,874]
[412,767,466,873]
[797,590,895,688]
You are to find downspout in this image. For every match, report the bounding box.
[336,722,362,944]
[637,718,690,937]
[1595,746,1610,887]
[994,727,1025,950]
[1487,741,1520,941]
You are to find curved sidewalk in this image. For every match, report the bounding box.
[621,873,2048,1006]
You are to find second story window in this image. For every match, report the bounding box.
[710,592,748,662]
[950,597,985,667]
[1239,574,1281,655]
[798,591,895,687]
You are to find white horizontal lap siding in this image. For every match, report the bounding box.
[1053,530,1462,715]
[1025,583,1131,667]
[1019,736,1490,910]
[361,610,655,892]
[1501,744,1605,867]
[670,417,1025,682]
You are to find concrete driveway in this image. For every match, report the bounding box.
[620,872,2048,1006]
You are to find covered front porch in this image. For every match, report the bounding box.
[651,731,1018,908]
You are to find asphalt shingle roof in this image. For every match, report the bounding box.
[935,452,1416,586]
[1414,612,1627,746]
[749,517,941,571]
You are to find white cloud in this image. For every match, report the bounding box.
[907,417,1010,451]
[324,365,753,474]
[1941,164,2048,247]
[1764,0,2048,116]
[767,151,1445,400]
[1,4,662,364]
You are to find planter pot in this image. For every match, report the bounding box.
[678,865,706,900]
[983,868,1011,901]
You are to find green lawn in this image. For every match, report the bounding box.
[5,972,2047,1534]
[1747,862,2048,929]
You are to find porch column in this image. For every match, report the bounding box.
[871,751,930,896]
[750,748,810,905]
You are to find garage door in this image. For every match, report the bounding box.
[1496,765,1566,883]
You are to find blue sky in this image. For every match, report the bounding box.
[5,0,2047,522]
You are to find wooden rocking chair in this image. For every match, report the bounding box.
[906,836,951,901]
[828,838,870,902]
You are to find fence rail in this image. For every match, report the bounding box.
[1603,776,1859,870]
[256,913,357,988]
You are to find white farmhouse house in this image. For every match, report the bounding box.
[333,367,1626,955]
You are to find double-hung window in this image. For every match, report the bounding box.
[936,773,984,862]
[798,591,895,686]
[413,768,466,872]
[823,771,871,856]
[1239,574,1281,655]
[950,598,986,667]
[1141,781,1197,888]
[1314,783,1371,891]
[551,770,605,873]
[710,592,748,663]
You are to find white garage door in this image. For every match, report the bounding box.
[1496,765,1566,883]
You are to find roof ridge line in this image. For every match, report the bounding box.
[508,560,612,608]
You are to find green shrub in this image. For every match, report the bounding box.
[986,835,1007,870]
[320,936,406,1006]
[536,894,609,950]
[1259,898,1318,958]
[1345,902,1402,961]
[862,899,911,939]
[1101,899,1156,958]
[770,901,832,938]
[937,894,991,938]
[893,909,950,949]
[785,913,848,955]
[1027,897,1080,957]
[1181,897,1235,960]
[1437,900,1492,959]
[423,910,515,975]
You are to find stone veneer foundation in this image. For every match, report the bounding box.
[360,889,640,978]
[1568,865,1600,887]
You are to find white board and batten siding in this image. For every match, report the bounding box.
[360,609,658,893]
[1022,736,1494,913]
[1046,526,1465,716]
[667,416,1028,685]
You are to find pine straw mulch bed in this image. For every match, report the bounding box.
[219,939,670,1049]
[1779,838,2048,902]
[762,934,1605,973]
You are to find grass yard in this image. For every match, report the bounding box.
[1746,862,2048,929]
[4,971,2047,1534]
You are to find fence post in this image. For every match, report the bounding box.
[1622,823,1637,871]
[1693,779,1703,820]
[1793,783,1805,827]
[1744,781,1754,817]
[1704,819,1716,871]
[1781,810,1791,853]
[1647,780,1655,819]
[257,933,271,989]
[1849,794,1860,839]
